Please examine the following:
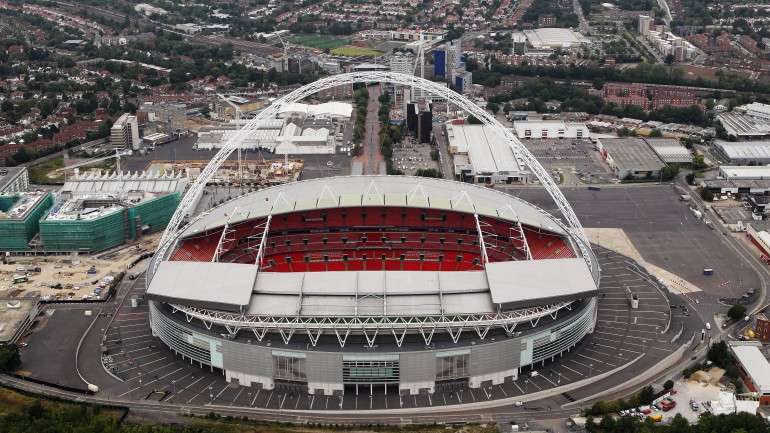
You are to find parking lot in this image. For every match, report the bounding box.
[391,136,439,176]
[523,139,614,185]
[67,247,685,411]
[505,185,760,299]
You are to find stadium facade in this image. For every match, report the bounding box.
[147,176,599,396]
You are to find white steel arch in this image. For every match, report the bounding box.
[157,72,596,278]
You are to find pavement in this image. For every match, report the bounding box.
[353,84,385,175]
[503,184,761,299]
[432,124,454,180]
[14,247,689,417]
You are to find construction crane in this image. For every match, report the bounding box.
[274,32,291,73]
[411,31,442,101]
[55,149,132,175]
[216,93,244,184]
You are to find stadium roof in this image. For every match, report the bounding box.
[148,258,597,317]
[180,176,566,238]
[147,261,256,312]
[486,259,598,309]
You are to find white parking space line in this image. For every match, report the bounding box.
[594,342,641,354]
[230,387,245,406]
[165,376,205,402]
[187,379,219,404]
[106,334,151,343]
[576,351,614,364]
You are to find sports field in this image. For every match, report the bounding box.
[331,45,384,57]
[289,34,349,50]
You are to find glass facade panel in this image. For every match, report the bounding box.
[436,354,470,380]
[273,355,307,381]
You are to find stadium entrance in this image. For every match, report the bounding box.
[343,356,399,395]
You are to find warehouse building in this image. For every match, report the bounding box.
[719,166,770,180]
[702,179,770,195]
[646,138,692,164]
[0,167,29,194]
[596,138,665,179]
[0,191,53,251]
[39,171,187,253]
[512,120,589,140]
[519,28,589,51]
[446,123,529,184]
[714,141,770,165]
[728,341,770,406]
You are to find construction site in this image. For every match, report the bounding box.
[145,158,303,186]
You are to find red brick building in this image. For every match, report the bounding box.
[603,82,700,111]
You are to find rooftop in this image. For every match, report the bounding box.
[522,28,589,49]
[180,176,563,239]
[719,165,770,180]
[0,191,48,220]
[60,170,188,195]
[445,124,524,174]
[715,140,770,160]
[729,341,770,394]
[147,258,597,316]
[645,138,692,164]
[599,138,666,173]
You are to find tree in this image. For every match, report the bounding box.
[649,128,663,137]
[660,164,680,181]
[691,154,707,170]
[0,344,20,372]
[663,379,674,390]
[727,304,747,321]
[414,168,441,178]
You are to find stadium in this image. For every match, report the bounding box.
[146,72,600,398]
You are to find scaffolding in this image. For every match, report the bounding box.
[39,192,181,253]
[0,192,53,251]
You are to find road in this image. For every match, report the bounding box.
[358,85,385,175]
[573,0,591,35]
[677,176,769,317]
[432,124,454,180]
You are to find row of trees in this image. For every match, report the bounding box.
[490,61,770,95]
[587,412,767,433]
[485,78,711,126]
[376,91,405,175]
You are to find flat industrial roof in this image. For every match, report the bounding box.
[486,258,598,309]
[645,138,692,164]
[720,165,770,180]
[599,138,665,173]
[61,171,188,195]
[179,176,566,239]
[715,140,770,160]
[729,342,770,394]
[523,28,588,48]
[146,261,256,312]
[445,124,524,175]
